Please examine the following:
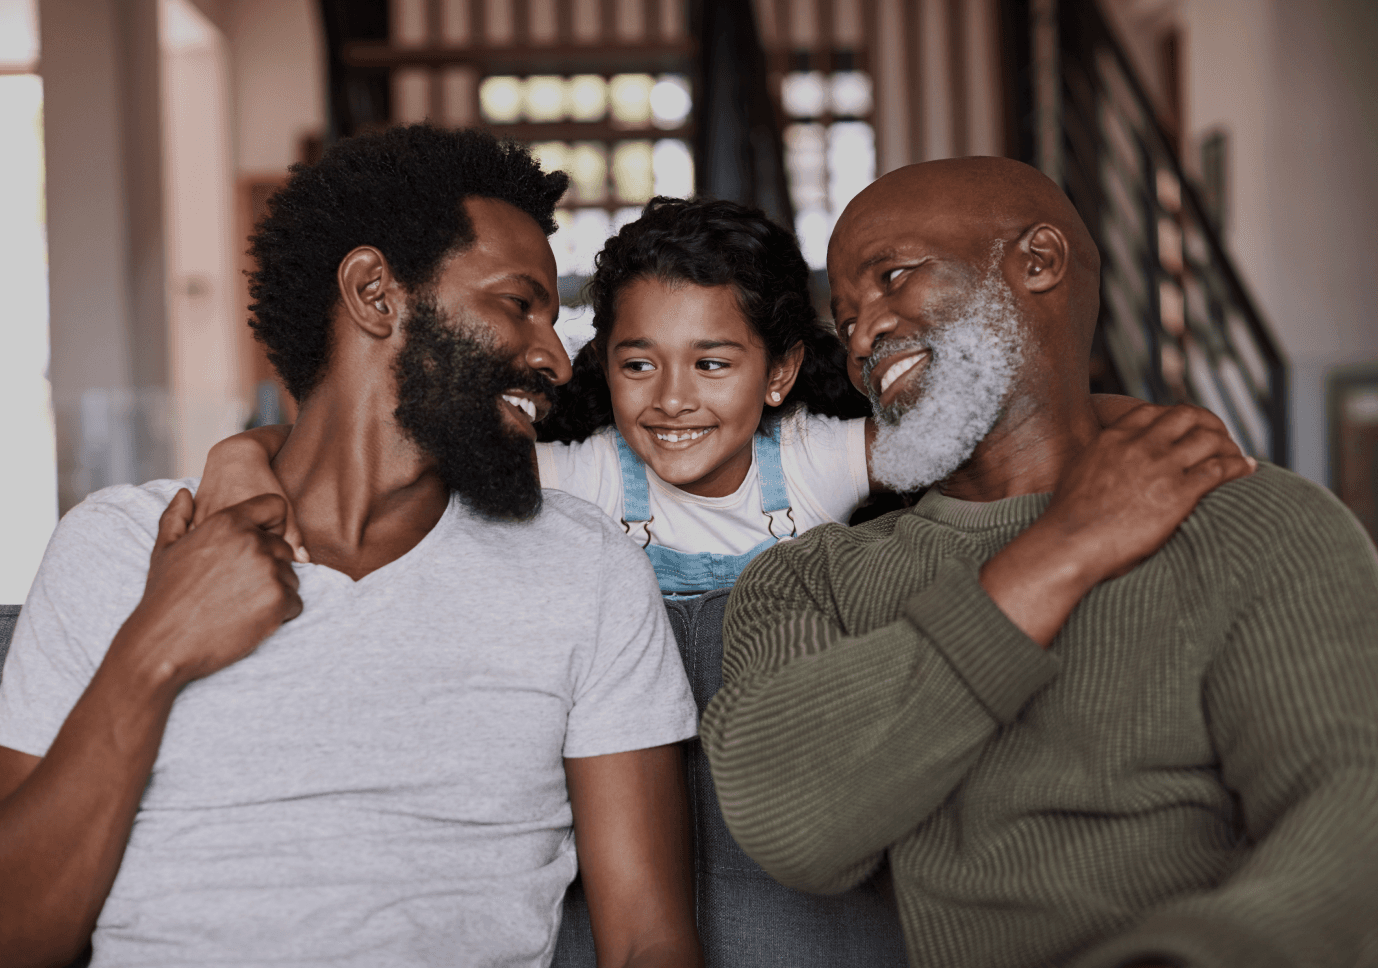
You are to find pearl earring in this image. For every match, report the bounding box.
[770,391,781,403]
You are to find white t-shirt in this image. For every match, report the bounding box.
[535,409,870,557]
[0,480,697,968]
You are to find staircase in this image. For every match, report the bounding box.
[1014,0,1288,464]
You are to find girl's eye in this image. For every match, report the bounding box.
[622,359,654,372]
[697,359,729,371]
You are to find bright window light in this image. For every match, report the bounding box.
[827,121,875,213]
[829,71,873,117]
[523,74,565,122]
[609,73,654,126]
[530,140,569,176]
[784,123,828,212]
[781,71,827,119]
[568,74,608,121]
[479,75,522,123]
[795,208,832,271]
[567,141,608,204]
[612,140,654,204]
[569,208,612,276]
[652,139,694,198]
[650,74,691,128]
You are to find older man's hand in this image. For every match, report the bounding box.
[980,400,1254,647]
[1048,401,1255,580]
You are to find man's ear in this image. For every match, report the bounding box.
[337,246,400,339]
[1018,224,1070,294]
[765,342,807,408]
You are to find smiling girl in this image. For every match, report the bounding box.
[533,197,876,594]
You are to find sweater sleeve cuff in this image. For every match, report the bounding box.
[901,557,1057,725]
[1070,912,1293,968]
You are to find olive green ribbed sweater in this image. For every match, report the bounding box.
[701,463,1378,968]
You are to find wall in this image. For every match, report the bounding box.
[162,0,246,477]
[1170,0,1377,483]
[40,0,172,512]
[226,0,327,176]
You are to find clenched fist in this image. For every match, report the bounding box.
[114,490,303,689]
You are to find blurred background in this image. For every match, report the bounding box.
[0,0,1374,602]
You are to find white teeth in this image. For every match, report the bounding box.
[655,429,710,443]
[879,352,928,395]
[502,394,536,421]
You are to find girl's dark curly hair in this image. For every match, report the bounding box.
[248,125,569,401]
[537,196,869,443]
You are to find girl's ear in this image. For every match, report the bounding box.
[766,342,807,407]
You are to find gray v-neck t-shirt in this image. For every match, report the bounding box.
[0,478,698,967]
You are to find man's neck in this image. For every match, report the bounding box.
[939,393,1101,502]
[272,380,450,581]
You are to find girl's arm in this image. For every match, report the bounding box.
[194,426,304,560]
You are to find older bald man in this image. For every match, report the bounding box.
[702,158,1378,968]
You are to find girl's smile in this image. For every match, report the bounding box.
[606,279,799,498]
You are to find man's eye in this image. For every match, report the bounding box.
[840,320,856,340]
[881,267,905,285]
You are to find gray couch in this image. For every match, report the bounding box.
[0,597,907,966]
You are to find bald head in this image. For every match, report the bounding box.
[834,157,1098,274]
[829,157,1101,352]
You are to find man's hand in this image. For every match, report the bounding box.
[0,490,303,966]
[194,425,305,561]
[981,402,1255,647]
[118,490,303,687]
[1044,402,1255,581]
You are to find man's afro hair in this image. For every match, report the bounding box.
[247,124,569,401]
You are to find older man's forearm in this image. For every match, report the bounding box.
[704,556,1058,893]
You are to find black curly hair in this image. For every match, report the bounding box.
[537,196,869,443]
[248,125,569,401]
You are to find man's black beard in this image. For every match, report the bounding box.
[393,295,552,521]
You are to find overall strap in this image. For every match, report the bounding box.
[754,428,796,539]
[612,430,653,548]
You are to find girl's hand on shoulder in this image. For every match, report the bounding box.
[193,425,306,562]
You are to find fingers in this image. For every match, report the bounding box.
[1091,394,1157,428]
[283,508,310,564]
[227,492,291,537]
[274,558,304,622]
[154,489,195,553]
[1182,452,1257,498]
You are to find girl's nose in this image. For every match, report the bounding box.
[655,367,697,415]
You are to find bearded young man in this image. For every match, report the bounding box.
[702,157,1378,968]
[0,127,700,968]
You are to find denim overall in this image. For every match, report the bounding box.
[612,429,797,595]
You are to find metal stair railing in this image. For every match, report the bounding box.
[1050,0,1288,464]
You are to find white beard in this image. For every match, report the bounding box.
[865,269,1025,493]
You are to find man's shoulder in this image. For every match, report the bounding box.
[1180,461,1377,577]
[535,487,626,539]
[52,478,199,554]
[499,488,654,581]
[1191,461,1367,541]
